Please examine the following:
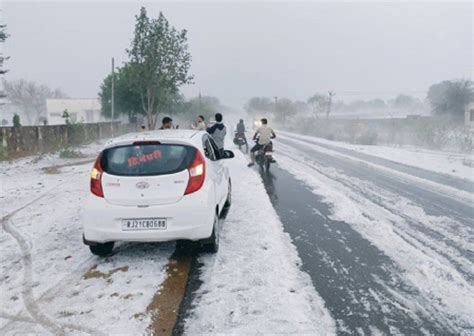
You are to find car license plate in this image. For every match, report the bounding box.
[122,218,167,231]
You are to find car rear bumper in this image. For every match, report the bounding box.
[82,192,214,244]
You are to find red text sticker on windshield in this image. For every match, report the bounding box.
[128,150,162,167]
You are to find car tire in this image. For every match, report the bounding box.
[224,180,232,208]
[201,214,219,253]
[220,181,232,219]
[89,242,114,257]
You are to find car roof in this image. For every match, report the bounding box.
[104,130,205,149]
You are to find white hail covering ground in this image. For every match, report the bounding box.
[0,140,335,334]
[280,131,474,182]
[274,135,473,332]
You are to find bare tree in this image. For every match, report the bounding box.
[0,18,8,102]
[3,79,67,125]
[307,93,329,118]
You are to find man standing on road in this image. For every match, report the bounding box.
[248,118,276,167]
[206,113,227,156]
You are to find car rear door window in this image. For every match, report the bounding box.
[203,136,217,161]
[208,138,221,159]
[101,144,196,176]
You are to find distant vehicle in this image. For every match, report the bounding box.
[252,118,262,130]
[82,130,234,256]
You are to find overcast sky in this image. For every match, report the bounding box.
[3,1,473,108]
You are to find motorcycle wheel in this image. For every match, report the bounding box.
[265,158,271,171]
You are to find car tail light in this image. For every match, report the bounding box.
[90,153,104,198]
[184,150,206,195]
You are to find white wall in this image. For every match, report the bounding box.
[46,98,103,125]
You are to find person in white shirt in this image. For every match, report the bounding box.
[192,115,206,131]
[248,118,276,167]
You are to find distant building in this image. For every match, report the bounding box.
[46,98,103,125]
[465,102,474,128]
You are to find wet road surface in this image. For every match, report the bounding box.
[257,134,472,334]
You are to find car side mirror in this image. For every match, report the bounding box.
[221,150,235,159]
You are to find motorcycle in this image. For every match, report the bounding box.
[233,132,248,153]
[255,142,274,171]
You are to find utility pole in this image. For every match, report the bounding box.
[327,91,335,119]
[198,91,202,112]
[111,57,115,121]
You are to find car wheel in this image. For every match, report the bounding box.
[201,214,219,253]
[89,242,114,256]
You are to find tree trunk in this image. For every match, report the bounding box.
[147,88,159,130]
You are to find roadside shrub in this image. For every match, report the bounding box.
[356,132,378,145]
[13,114,21,128]
[67,122,87,146]
[0,146,8,160]
[415,123,449,149]
[59,149,85,159]
[324,133,335,141]
[447,127,473,153]
[343,122,357,143]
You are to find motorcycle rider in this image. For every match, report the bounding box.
[236,119,246,134]
[235,119,247,143]
[248,118,276,167]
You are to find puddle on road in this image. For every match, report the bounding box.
[83,264,129,282]
[146,242,198,336]
[41,158,95,175]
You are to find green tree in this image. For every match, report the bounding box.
[0,22,8,77]
[99,64,142,120]
[0,20,8,101]
[244,97,273,116]
[183,95,221,118]
[274,98,296,124]
[12,113,21,127]
[127,7,193,129]
[392,94,423,110]
[367,98,386,109]
[427,79,473,118]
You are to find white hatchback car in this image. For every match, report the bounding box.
[82,130,234,256]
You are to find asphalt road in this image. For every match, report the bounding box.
[258,134,473,335]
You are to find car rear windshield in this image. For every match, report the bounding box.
[101,143,196,176]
